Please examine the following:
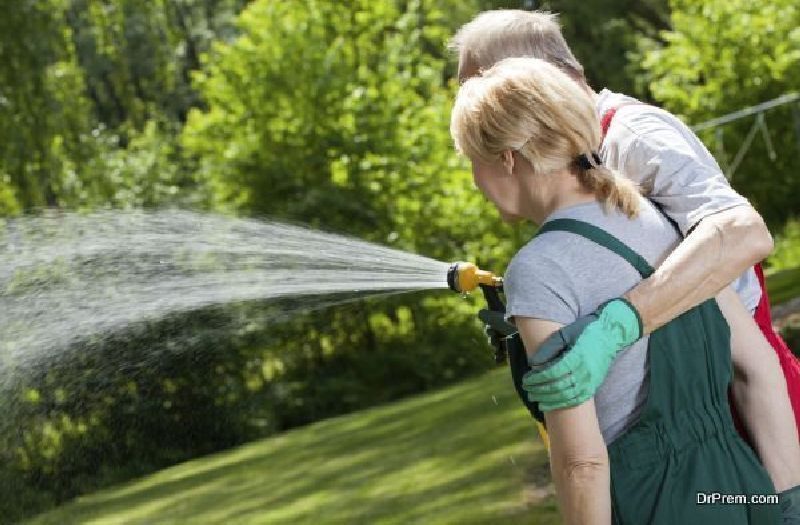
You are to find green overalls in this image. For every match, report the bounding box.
[537,219,780,525]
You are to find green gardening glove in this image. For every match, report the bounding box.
[521,298,643,412]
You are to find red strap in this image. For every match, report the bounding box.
[600,108,618,139]
[753,263,773,322]
[751,263,800,435]
[600,102,646,139]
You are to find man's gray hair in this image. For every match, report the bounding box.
[451,10,584,79]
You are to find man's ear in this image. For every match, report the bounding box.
[500,150,515,176]
[457,52,480,84]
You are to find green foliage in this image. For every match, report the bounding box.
[769,218,800,271]
[783,322,800,357]
[187,2,451,240]
[66,0,245,130]
[639,0,800,227]
[78,120,210,208]
[767,267,800,306]
[0,175,21,216]
[536,0,669,98]
[0,0,91,209]
[0,0,249,214]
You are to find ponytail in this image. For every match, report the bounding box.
[575,162,640,218]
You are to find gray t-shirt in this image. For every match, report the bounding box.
[596,88,761,312]
[504,198,681,444]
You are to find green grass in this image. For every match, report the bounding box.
[26,368,559,525]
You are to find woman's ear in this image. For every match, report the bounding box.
[500,150,515,176]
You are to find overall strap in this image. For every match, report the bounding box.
[537,218,655,279]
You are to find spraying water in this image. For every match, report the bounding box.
[0,209,451,383]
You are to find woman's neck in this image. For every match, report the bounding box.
[539,191,596,223]
[532,170,596,224]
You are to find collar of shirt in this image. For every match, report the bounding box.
[595,88,638,119]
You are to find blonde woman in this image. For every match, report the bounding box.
[451,56,780,524]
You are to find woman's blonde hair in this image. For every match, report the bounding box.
[450,10,584,80]
[450,57,640,218]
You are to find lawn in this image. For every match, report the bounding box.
[26,367,558,525]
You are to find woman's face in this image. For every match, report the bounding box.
[469,153,525,223]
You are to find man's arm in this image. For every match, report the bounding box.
[626,205,772,334]
[515,316,611,525]
[716,287,800,492]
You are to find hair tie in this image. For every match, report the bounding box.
[576,152,602,170]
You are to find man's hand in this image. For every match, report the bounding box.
[522,299,642,411]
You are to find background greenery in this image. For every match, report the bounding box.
[0,0,798,522]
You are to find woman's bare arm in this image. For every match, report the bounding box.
[515,316,612,525]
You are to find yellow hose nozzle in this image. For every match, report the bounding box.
[447,262,502,293]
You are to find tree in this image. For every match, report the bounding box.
[182,0,517,261]
[533,0,669,97]
[0,0,93,210]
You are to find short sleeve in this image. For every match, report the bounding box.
[613,113,751,236]
[503,250,578,326]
